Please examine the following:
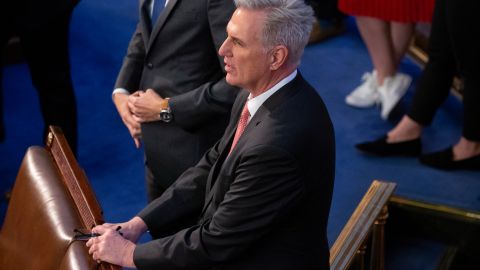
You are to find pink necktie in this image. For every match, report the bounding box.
[229,103,250,153]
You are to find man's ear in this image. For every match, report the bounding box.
[269,45,288,71]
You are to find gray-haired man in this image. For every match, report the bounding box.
[87,1,335,269]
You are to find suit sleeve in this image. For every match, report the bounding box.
[167,0,239,131]
[136,131,225,238]
[114,22,146,93]
[137,92,246,238]
[133,145,305,270]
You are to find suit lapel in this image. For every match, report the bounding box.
[205,91,249,192]
[229,74,303,156]
[147,0,179,52]
[200,92,248,215]
[200,74,304,217]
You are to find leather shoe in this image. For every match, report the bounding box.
[355,136,421,156]
[420,148,480,170]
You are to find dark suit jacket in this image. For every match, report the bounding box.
[115,0,239,188]
[134,74,335,270]
[2,0,80,28]
[1,0,80,150]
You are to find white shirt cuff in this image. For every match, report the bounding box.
[112,88,130,99]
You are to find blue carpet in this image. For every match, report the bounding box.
[385,237,447,270]
[1,0,479,266]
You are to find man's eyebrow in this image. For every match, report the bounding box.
[230,34,246,46]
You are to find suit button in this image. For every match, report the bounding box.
[147,62,153,69]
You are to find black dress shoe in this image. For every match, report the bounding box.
[355,136,422,156]
[420,148,480,170]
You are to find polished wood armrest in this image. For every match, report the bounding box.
[330,180,397,270]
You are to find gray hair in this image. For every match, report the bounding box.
[234,0,314,66]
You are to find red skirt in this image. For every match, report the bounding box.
[339,0,435,23]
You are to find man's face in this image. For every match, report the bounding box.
[219,8,271,93]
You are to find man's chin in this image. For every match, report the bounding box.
[225,76,239,87]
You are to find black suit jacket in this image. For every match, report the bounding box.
[115,0,239,188]
[3,0,80,28]
[134,74,335,270]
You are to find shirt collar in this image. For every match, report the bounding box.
[246,69,297,120]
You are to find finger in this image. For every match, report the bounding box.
[132,114,146,123]
[121,108,138,126]
[123,113,140,129]
[131,90,143,97]
[125,114,141,128]
[91,224,105,234]
[92,251,99,261]
[100,223,118,229]
[127,99,137,113]
[134,137,141,148]
[86,238,93,248]
[129,125,141,137]
[92,225,109,235]
[87,242,95,254]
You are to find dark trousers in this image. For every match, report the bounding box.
[408,0,480,141]
[145,160,167,203]
[0,9,78,154]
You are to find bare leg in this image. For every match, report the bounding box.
[453,137,480,160]
[356,16,396,85]
[387,115,423,143]
[390,22,415,67]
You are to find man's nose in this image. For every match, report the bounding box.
[219,38,230,57]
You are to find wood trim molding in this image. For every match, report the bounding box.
[330,180,397,270]
[46,126,120,270]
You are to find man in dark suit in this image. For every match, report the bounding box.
[113,0,239,201]
[88,0,335,269]
[0,0,79,153]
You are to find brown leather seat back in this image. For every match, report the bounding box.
[60,241,97,270]
[0,126,119,270]
[0,147,90,269]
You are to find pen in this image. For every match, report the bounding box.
[116,226,123,236]
[72,232,100,241]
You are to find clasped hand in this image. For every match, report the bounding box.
[128,89,166,123]
[86,217,147,268]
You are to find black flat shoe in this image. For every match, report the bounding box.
[355,136,422,156]
[420,148,480,170]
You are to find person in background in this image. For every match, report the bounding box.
[340,0,434,120]
[306,0,346,44]
[86,0,335,268]
[0,0,80,154]
[356,0,480,170]
[113,0,239,202]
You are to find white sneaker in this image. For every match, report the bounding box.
[378,73,412,120]
[345,71,379,108]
